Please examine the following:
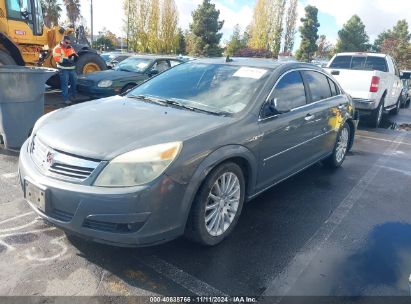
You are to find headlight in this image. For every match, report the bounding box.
[94,142,182,187]
[98,80,113,88]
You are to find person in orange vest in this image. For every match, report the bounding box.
[53,36,79,105]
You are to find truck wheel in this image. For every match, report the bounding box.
[391,98,401,115]
[76,53,107,75]
[369,97,384,128]
[0,50,16,65]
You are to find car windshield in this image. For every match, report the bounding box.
[100,54,114,62]
[128,63,271,114]
[114,57,153,73]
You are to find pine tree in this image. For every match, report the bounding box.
[189,0,224,57]
[226,25,244,56]
[295,5,320,62]
[335,15,369,52]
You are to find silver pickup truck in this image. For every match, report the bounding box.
[325,52,407,128]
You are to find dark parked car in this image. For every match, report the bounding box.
[77,55,183,98]
[19,59,358,247]
[100,52,134,69]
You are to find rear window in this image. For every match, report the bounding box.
[329,55,388,72]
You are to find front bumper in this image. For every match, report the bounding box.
[18,140,188,247]
[77,84,121,98]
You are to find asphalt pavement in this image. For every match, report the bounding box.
[1,99,411,302]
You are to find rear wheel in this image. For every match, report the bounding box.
[0,50,16,65]
[324,123,350,168]
[369,97,384,128]
[185,162,245,246]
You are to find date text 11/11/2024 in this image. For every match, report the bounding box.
[149,296,258,303]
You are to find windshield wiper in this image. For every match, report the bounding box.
[129,95,230,116]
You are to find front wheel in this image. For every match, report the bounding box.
[324,123,351,168]
[185,162,245,246]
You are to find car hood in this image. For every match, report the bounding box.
[78,69,143,82]
[35,96,233,160]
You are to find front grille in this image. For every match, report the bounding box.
[30,136,101,183]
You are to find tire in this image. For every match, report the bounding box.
[0,50,16,65]
[324,123,351,168]
[75,52,107,75]
[369,97,384,128]
[185,162,245,246]
[391,98,401,115]
[120,83,136,94]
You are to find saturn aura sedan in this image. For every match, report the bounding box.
[19,58,358,247]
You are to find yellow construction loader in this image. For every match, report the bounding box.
[0,0,106,86]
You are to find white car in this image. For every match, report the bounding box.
[325,52,404,127]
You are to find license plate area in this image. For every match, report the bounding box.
[25,181,46,213]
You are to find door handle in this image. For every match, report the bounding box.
[305,114,315,121]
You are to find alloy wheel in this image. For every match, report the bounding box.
[205,172,241,237]
[336,127,349,163]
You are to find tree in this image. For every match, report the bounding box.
[64,0,81,26]
[176,28,186,55]
[147,0,160,53]
[226,25,245,56]
[248,0,286,57]
[335,15,369,52]
[189,0,224,57]
[41,0,62,28]
[160,0,179,54]
[283,0,298,53]
[315,35,334,59]
[124,0,150,52]
[295,5,320,62]
[373,30,391,52]
[93,36,115,51]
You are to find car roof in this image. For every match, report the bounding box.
[188,57,321,71]
[334,52,387,58]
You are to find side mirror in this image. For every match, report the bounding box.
[149,69,159,77]
[272,98,291,114]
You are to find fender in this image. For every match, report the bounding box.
[72,44,98,56]
[176,144,258,230]
[0,33,25,65]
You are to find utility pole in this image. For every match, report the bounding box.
[127,0,130,51]
[90,0,94,46]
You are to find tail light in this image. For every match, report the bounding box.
[370,76,380,93]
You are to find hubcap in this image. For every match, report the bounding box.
[336,127,349,163]
[205,172,241,237]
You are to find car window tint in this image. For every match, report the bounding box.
[303,71,332,102]
[365,56,388,72]
[272,71,307,110]
[329,56,352,69]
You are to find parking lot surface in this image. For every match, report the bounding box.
[1,102,411,299]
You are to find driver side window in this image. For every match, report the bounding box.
[262,71,307,118]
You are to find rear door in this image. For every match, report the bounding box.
[257,70,316,190]
[301,70,340,156]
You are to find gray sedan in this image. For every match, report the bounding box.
[19,59,358,247]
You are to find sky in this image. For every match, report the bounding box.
[76,0,411,48]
